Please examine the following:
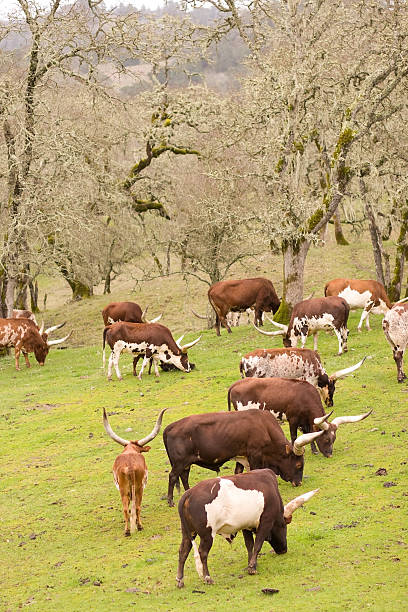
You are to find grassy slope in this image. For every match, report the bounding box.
[1,232,407,611]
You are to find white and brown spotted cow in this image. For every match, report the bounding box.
[382,302,408,382]
[324,278,392,332]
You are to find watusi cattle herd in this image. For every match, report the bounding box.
[2,275,405,590]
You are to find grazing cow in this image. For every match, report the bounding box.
[228,377,372,457]
[103,408,167,535]
[176,469,318,586]
[0,318,71,370]
[192,307,255,328]
[101,301,162,326]
[207,278,280,335]
[163,409,323,506]
[255,296,350,354]
[239,347,366,407]
[324,278,393,332]
[382,302,408,382]
[11,309,38,326]
[132,356,196,377]
[103,322,200,381]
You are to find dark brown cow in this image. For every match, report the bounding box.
[0,318,71,370]
[228,377,372,457]
[163,409,323,506]
[382,303,408,382]
[103,322,200,381]
[103,408,167,535]
[324,278,393,332]
[255,296,350,354]
[207,278,280,335]
[176,470,318,586]
[11,309,38,326]
[101,301,161,326]
[239,347,366,407]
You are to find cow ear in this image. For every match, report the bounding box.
[285,444,291,455]
[140,445,151,453]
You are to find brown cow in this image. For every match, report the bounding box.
[324,278,393,332]
[228,377,372,457]
[103,408,167,535]
[101,301,161,326]
[0,318,71,370]
[103,322,200,380]
[163,409,323,506]
[176,470,318,586]
[11,309,38,326]
[207,278,280,335]
[239,347,366,407]
[255,296,350,354]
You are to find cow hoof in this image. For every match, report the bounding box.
[124,530,130,537]
[137,525,143,531]
[204,576,214,584]
[247,567,257,575]
[311,449,319,456]
[168,500,175,508]
[176,578,184,588]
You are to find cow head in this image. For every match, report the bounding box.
[103,407,167,450]
[280,431,324,486]
[173,335,201,372]
[321,356,367,406]
[313,409,372,457]
[32,322,71,366]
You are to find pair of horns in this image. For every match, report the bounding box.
[175,334,201,352]
[315,409,372,430]
[284,488,319,520]
[39,321,72,346]
[254,316,288,336]
[293,430,324,456]
[103,407,167,447]
[141,306,162,325]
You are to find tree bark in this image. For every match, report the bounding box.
[389,206,408,302]
[5,276,17,317]
[333,210,349,245]
[273,239,310,323]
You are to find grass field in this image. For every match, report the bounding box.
[1,234,408,611]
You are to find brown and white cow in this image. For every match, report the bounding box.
[239,347,366,407]
[176,469,318,586]
[101,301,162,326]
[228,377,372,457]
[0,318,71,370]
[103,407,167,535]
[255,296,350,355]
[163,409,323,506]
[382,302,408,382]
[207,278,280,335]
[102,322,200,381]
[324,278,393,332]
[11,309,38,326]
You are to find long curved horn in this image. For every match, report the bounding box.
[176,334,185,347]
[147,314,162,324]
[191,309,208,320]
[103,407,130,446]
[141,305,149,322]
[180,336,201,352]
[293,431,324,456]
[284,489,319,520]
[331,409,372,428]
[137,408,168,447]
[47,330,72,346]
[304,291,315,301]
[253,324,285,337]
[39,321,44,335]
[45,321,66,335]
[393,296,408,305]
[330,356,367,380]
[314,410,334,431]
[265,315,288,330]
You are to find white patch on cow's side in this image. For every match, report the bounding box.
[243,352,319,386]
[383,305,408,350]
[236,400,261,411]
[339,287,372,310]
[205,478,265,539]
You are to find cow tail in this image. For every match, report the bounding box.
[227,387,232,411]
[130,476,137,533]
[239,359,245,379]
[102,326,109,369]
[208,294,220,326]
[324,282,329,297]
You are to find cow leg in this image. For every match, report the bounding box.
[198,534,214,584]
[234,462,244,474]
[358,305,372,332]
[242,529,254,565]
[333,328,344,355]
[254,308,263,327]
[393,347,406,383]
[152,356,160,377]
[113,348,123,380]
[22,351,31,368]
[221,315,232,334]
[14,348,21,371]
[120,492,131,536]
[247,529,267,574]
[300,333,308,349]
[313,332,318,351]
[176,535,193,588]
[179,467,191,492]
[135,489,143,531]
[137,356,149,380]
[132,355,141,376]
[365,313,371,330]
[107,352,114,380]
[289,421,298,446]
[167,469,181,507]
[215,314,221,336]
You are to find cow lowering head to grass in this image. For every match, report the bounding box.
[103,408,167,535]
[103,322,200,381]
[228,377,372,457]
[176,469,319,586]
[101,301,162,326]
[239,347,366,407]
[207,278,280,336]
[0,318,71,370]
[255,296,350,355]
[163,409,323,507]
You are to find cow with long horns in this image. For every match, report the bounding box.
[382,302,408,382]
[103,408,167,535]
[102,301,162,326]
[239,347,366,407]
[176,469,318,586]
[103,322,200,381]
[228,377,372,457]
[255,296,350,354]
[163,409,323,507]
[0,318,71,370]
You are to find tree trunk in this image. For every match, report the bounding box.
[5,276,17,317]
[389,206,408,302]
[104,263,112,294]
[29,280,39,312]
[333,210,349,245]
[273,238,310,323]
